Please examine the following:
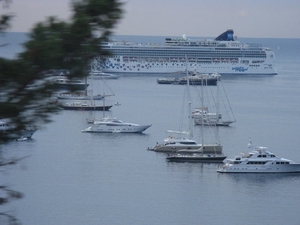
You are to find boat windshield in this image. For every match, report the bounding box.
[179,141,197,145]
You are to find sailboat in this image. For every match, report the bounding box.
[165,60,226,162]
[193,76,236,126]
[149,57,223,154]
[59,65,113,111]
[59,101,112,111]
[166,124,226,162]
[59,89,113,111]
[56,89,104,101]
[82,61,152,133]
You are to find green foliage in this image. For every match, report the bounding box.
[1,1,123,224]
[0,0,14,32]
[0,0,123,142]
[0,0,122,222]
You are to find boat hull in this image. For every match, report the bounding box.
[1,129,37,139]
[82,125,151,133]
[61,105,112,111]
[153,144,223,153]
[167,154,226,163]
[217,164,300,173]
[54,84,87,91]
[156,78,173,84]
[176,79,217,86]
[157,78,218,86]
[57,95,103,100]
[103,67,278,76]
[194,120,235,126]
[88,75,120,79]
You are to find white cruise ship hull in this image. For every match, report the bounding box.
[98,30,278,76]
[100,57,277,75]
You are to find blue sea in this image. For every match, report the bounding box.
[1,32,300,225]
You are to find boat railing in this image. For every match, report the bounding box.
[247,43,263,48]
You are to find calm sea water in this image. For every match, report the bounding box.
[1,33,300,225]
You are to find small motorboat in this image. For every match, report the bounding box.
[16,136,29,141]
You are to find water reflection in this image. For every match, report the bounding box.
[219,172,300,184]
[166,159,223,173]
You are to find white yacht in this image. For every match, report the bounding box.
[217,142,300,173]
[192,107,221,120]
[98,29,277,75]
[0,120,37,139]
[193,109,235,126]
[82,117,151,133]
[88,70,120,79]
[149,130,223,154]
[192,77,236,126]
[53,77,87,91]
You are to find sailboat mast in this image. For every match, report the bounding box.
[85,77,88,96]
[201,74,204,145]
[90,61,95,111]
[186,56,193,139]
[216,77,220,123]
[102,92,105,117]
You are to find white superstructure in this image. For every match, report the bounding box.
[97,30,277,75]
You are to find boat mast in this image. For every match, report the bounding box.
[216,76,220,123]
[102,92,105,118]
[90,60,96,113]
[84,77,88,96]
[200,72,204,146]
[186,56,193,139]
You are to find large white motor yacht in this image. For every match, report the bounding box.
[149,131,222,154]
[82,117,151,133]
[217,142,300,173]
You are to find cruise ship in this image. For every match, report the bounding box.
[97,29,277,75]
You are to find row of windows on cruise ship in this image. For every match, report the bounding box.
[108,50,266,58]
[108,48,265,54]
